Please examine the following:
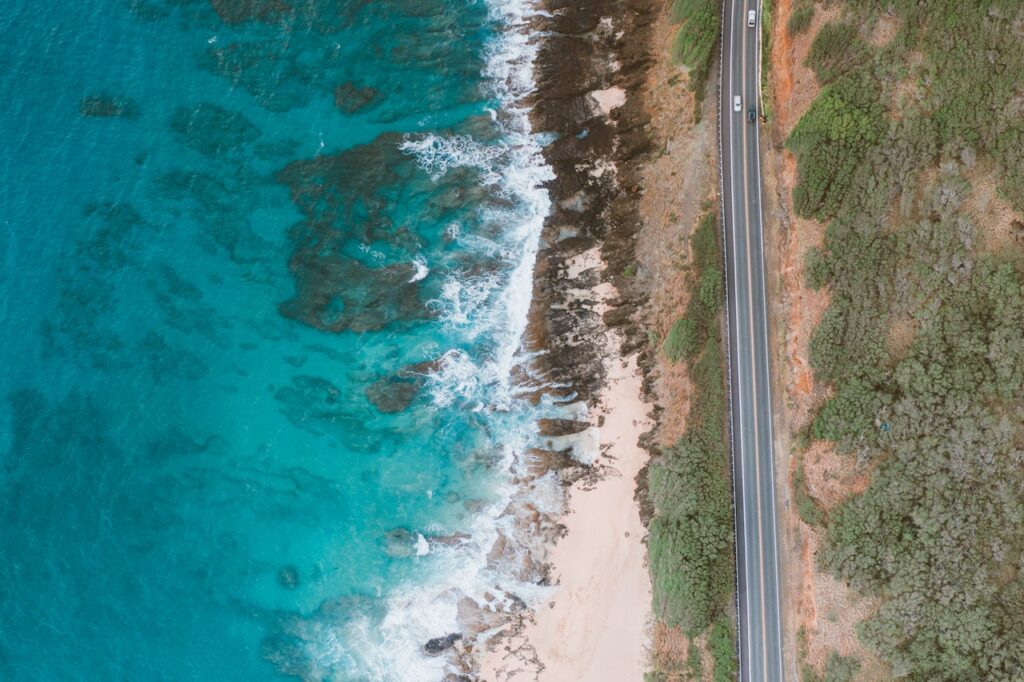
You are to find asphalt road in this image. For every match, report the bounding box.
[717,0,785,680]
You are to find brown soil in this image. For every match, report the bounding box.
[867,11,899,48]
[965,162,1024,255]
[634,7,718,450]
[765,1,888,679]
[652,622,690,672]
[886,50,926,120]
[886,312,918,361]
[770,0,842,140]
[801,442,871,512]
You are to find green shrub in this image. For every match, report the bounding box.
[648,429,733,635]
[804,245,832,290]
[787,74,886,219]
[648,210,733,647]
[805,22,869,85]
[692,212,720,272]
[669,0,707,24]
[698,267,723,311]
[793,457,824,526]
[787,4,814,36]
[709,618,738,682]
[668,0,720,106]
[663,317,699,362]
[792,1,1024,674]
[822,652,860,682]
[686,639,703,680]
[811,378,889,451]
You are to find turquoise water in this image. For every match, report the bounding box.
[0,0,550,679]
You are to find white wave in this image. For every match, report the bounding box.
[415,533,431,557]
[408,256,430,283]
[399,133,507,184]
[428,273,501,332]
[335,0,558,679]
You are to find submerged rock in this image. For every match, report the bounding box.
[537,418,591,437]
[456,596,507,636]
[523,447,576,478]
[80,94,138,118]
[383,527,428,558]
[365,375,421,413]
[169,103,261,156]
[364,359,439,413]
[276,565,300,590]
[423,633,461,656]
[334,82,380,114]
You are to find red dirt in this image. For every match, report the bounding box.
[765,1,888,678]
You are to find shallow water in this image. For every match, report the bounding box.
[0,0,551,678]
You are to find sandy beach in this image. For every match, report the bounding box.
[481,250,653,681]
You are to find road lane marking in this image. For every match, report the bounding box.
[739,3,771,678]
[725,1,756,677]
[749,0,786,674]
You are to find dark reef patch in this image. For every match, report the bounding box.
[334,81,380,114]
[276,565,300,590]
[209,0,295,26]
[139,331,210,381]
[155,168,274,264]
[198,0,487,116]
[273,375,384,451]
[80,94,139,118]
[273,133,506,333]
[364,360,439,413]
[170,103,261,156]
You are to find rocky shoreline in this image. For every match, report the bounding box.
[523,0,658,403]
[452,0,663,678]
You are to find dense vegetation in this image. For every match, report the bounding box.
[669,0,721,115]
[648,212,737,677]
[787,3,815,36]
[788,1,1024,678]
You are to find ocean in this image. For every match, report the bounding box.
[0,0,555,679]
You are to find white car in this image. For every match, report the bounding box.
[733,95,742,112]
[748,9,756,27]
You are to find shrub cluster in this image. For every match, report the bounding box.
[805,22,869,85]
[788,1,1024,677]
[669,0,721,109]
[787,3,814,36]
[663,213,722,364]
[649,211,734,646]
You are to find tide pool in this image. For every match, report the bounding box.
[0,0,551,679]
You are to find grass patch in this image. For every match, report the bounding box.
[805,22,870,85]
[663,317,699,361]
[759,0,773,122]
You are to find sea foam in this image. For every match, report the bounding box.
[321,0,559,679]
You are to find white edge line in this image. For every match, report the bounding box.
[751,0,785,676]
[718,0,751,678]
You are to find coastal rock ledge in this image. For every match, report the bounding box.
[449,0,661,678]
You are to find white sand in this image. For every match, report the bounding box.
[480,250,653,681]
[590,86,627,115]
